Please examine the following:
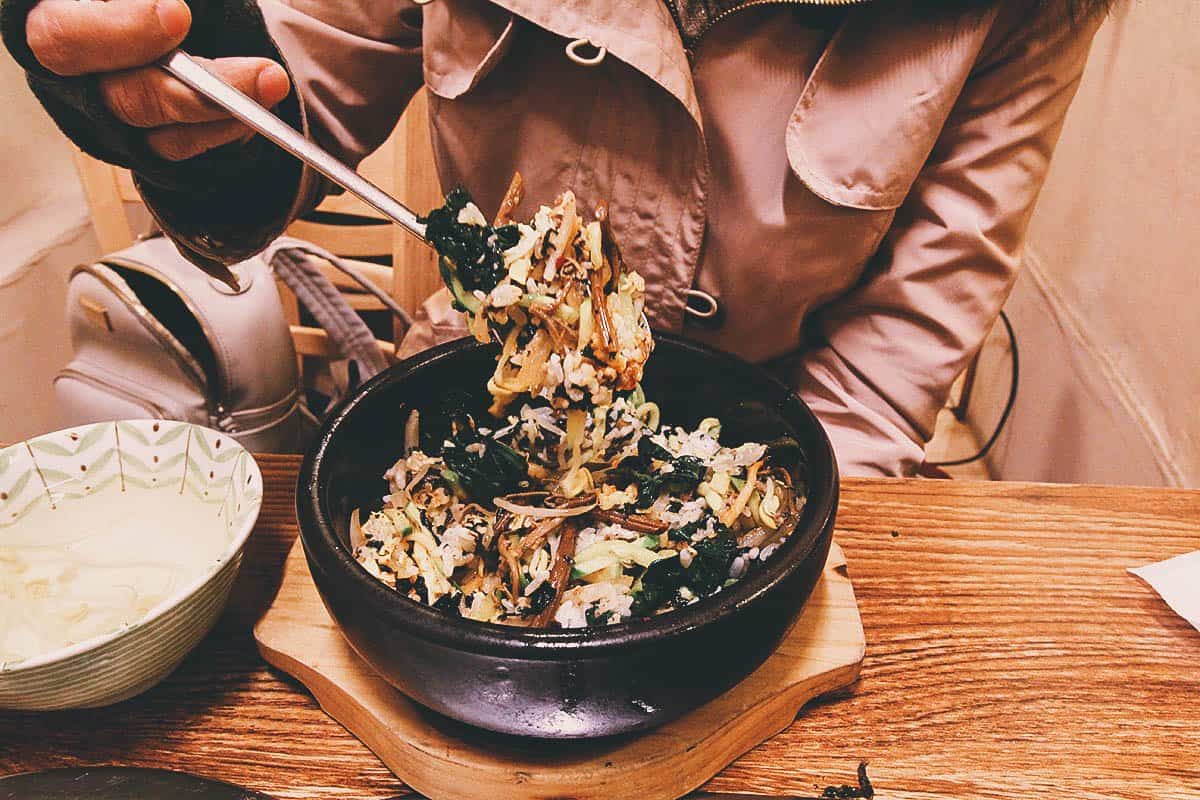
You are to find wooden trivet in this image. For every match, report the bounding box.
[255,540,865,800]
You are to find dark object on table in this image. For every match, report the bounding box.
[296,334,838,738]
[0,767,275,799]
[697,760,872,798]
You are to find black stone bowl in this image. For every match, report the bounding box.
[297,334,838,738]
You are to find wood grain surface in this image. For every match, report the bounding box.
[2,455,1198,800]
[253,541,863,800]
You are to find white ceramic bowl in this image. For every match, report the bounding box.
[0,420,262,710]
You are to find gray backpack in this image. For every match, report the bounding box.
[55,234,410,453]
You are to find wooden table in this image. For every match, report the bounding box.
[3,455,1198,799]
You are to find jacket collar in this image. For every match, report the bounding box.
[490,0,1000,210]
[489,0,704,127]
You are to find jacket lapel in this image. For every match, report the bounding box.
[786,6,1000,210]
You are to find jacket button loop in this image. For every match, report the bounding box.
[565,38,607,66]
[683,288,720,324]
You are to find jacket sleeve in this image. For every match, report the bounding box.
[792,9,1104,477]
[158,0,425,268]
[0,0,422,271]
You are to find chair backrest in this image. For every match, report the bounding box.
[72,88,445,359]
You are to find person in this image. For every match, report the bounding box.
[1,0,1110,477]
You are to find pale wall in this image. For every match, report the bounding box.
[0,53,82,226]
[0,51,99,441]
[975,1,1199,487]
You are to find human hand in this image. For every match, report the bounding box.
[26,0,290,160]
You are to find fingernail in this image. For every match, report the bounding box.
[258,63,290,102]
[155,0,191,38]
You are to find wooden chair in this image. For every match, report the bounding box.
[72,89,445,366]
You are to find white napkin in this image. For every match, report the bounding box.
[1129,551,1200,632]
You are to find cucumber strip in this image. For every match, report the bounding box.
[439,256,483,314]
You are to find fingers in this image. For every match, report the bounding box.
[146,118,250,161]
[102,56,290,161]
[100,57,290,128]
[26,0,291,163]
[27,0,191,76]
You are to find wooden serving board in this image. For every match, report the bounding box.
[255,540,864,800]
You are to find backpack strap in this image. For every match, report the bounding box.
[264,237,415,382]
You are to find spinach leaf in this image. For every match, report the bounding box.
[429,396,529,503]
[611,439,708,508]
[585,606,616,626]
[638,437,672,462]
[433,591,463,617]
[522,583,556,616]
[629,455,705,508]
[420,187,520,294]
[442,431,529,503]
[631,556,684,617]
[667,515,730,544]
[629,532,739,617]
[688,535,739,596]
[662,456,706,491]
[419,391,482,453]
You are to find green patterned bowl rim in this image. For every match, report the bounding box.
[0,419,263,674]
